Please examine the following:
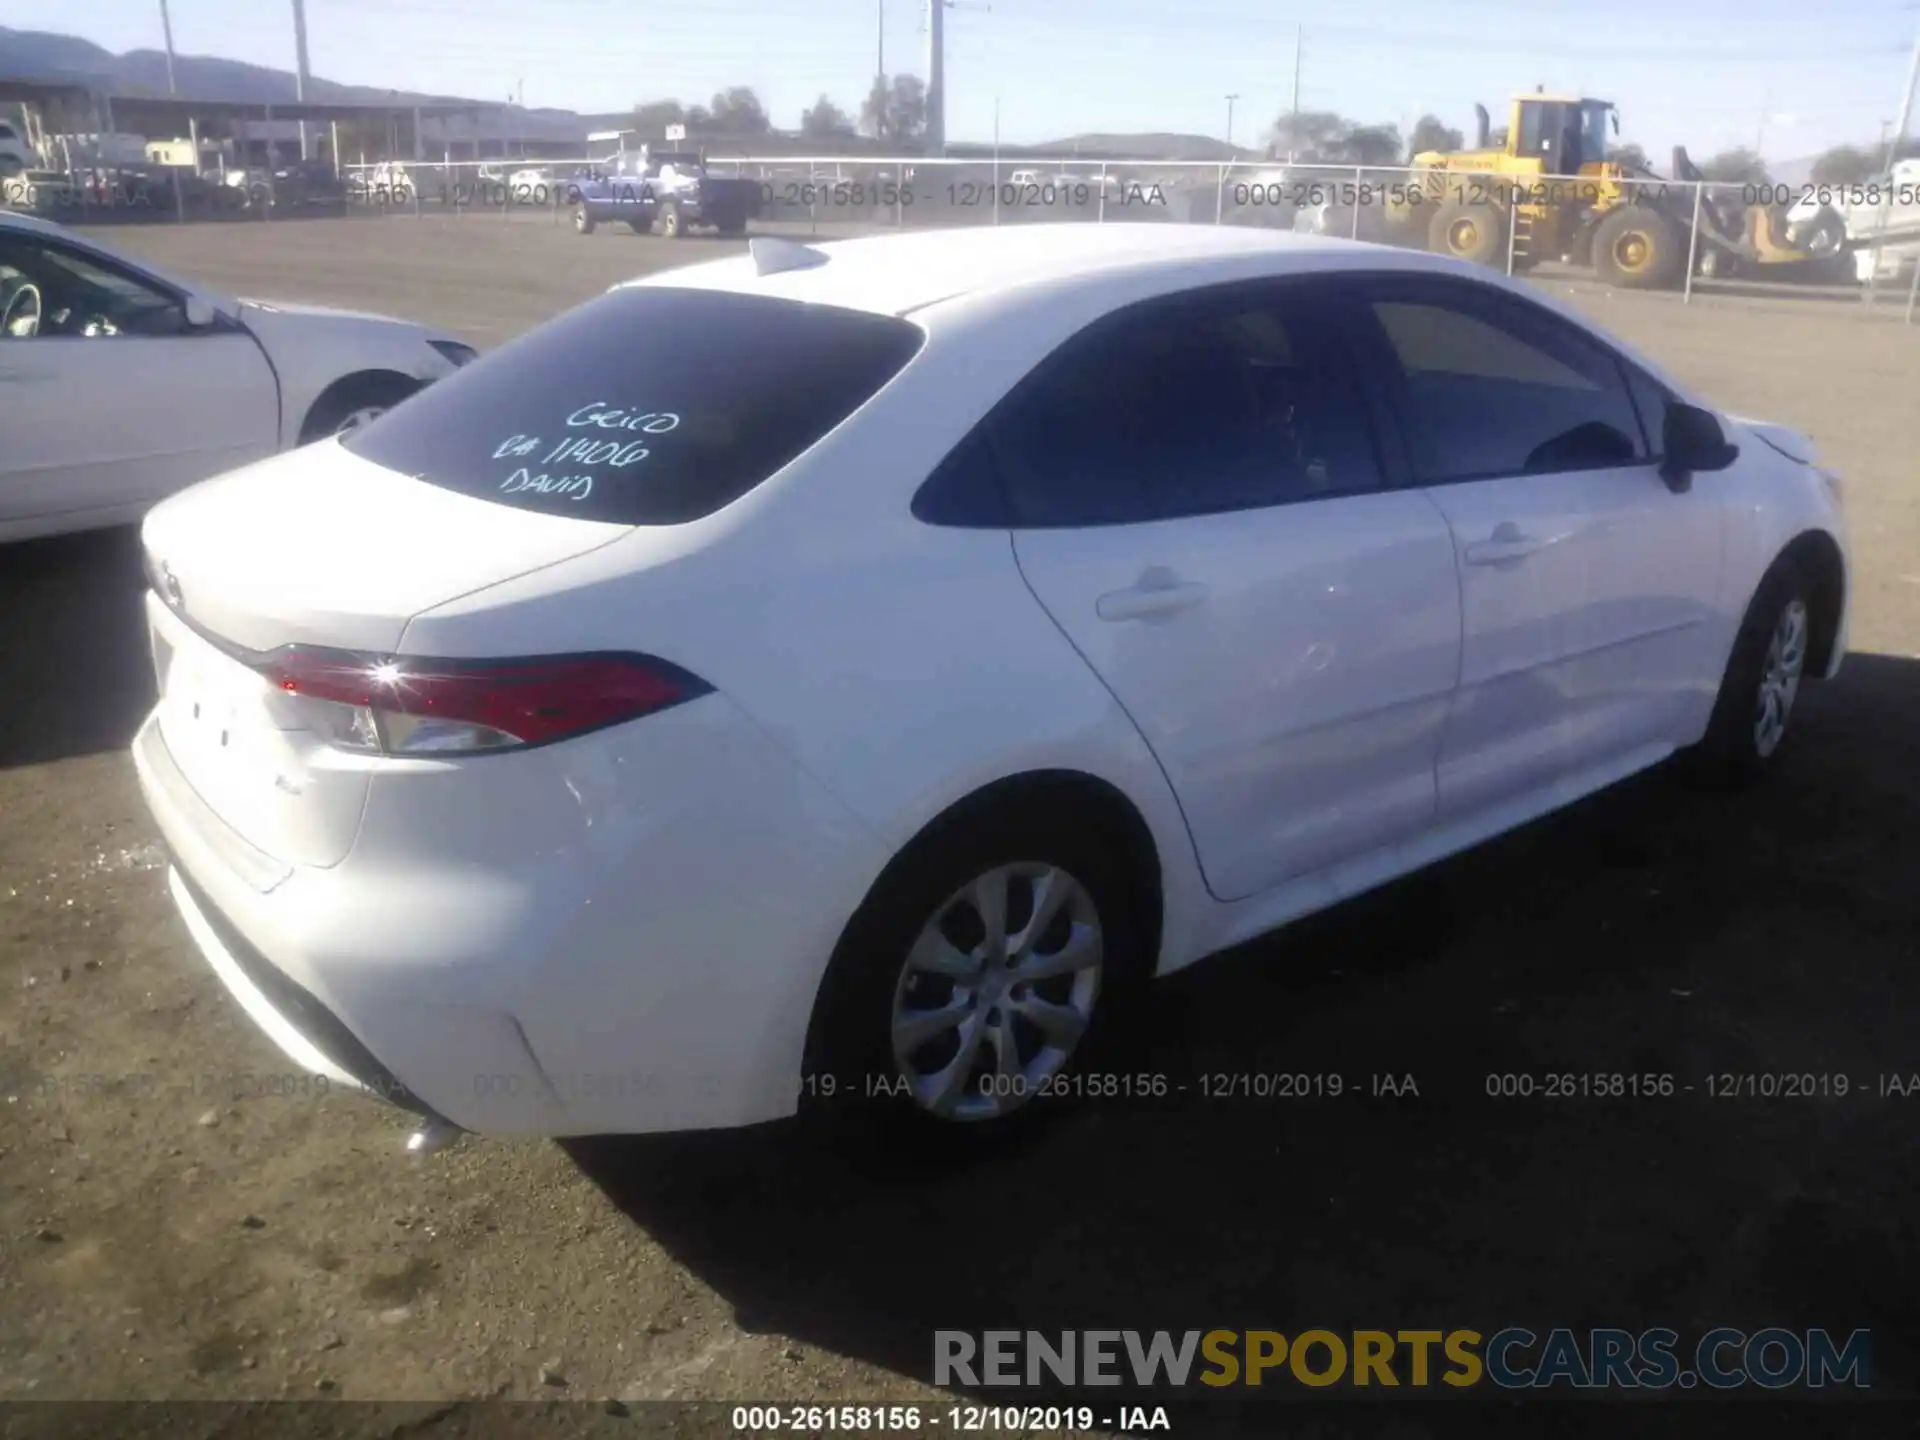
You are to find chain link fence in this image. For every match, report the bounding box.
[320,154,1920,320]
[12,148,1918,320]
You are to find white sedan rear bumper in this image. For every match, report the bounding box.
[131,687,888,1137]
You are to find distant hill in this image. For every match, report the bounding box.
[0,24,467,105]
[1038,132,1261,162]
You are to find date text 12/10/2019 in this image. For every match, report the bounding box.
[729,1404,1170,1432]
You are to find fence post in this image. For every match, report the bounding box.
[1865,189,1898,307]
[1352,165,1364,240]
[1098,162,1108,224]
[1683,182,1703,304]
[1504,174,1518,274]
[1215,162,1226,224]
[1906,247,1920,323]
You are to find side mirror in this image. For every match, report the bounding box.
[183,294,218,329]
[1661,402,1739,492]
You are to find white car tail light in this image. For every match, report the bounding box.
[252,646,713,755]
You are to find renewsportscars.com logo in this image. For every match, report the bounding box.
[934,1328,1873,1391]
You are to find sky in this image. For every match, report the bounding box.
[25,0,1920,161]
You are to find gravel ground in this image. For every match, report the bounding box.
[2,214,1918,1423]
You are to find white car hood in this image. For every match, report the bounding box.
[1731,415,1817,465]
[231,298,463,386]
[238,297,419,327]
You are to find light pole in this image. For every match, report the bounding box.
[1225,93,1238,150]
[291,0,313,160]
[1866,12,1920,302]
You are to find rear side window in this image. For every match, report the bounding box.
[985,283,1383,527]
[343,287,923,525]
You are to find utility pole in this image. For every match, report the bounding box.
[1754,87,1770,159]
[291,0,314,160]
[158,0,178,94]
[925,0,945,155]
[159,0,202,170]
[1225,93,1238,149]
[878,0,886,81]
[1288,25,1302,160]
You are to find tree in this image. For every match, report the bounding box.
[1266,110,1400,166]
[860,74,926,145]
[1696,147,1768,186]
[708,86,771,134]
[1268,109,1350,161]
[1340,124,1403,166]
[632,99,686,134]
[1406,114,1463,159]
[1810,144,1875,185]
[1608,143,1650,173]
[800,95,854,138]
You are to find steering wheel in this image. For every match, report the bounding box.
[0,281,41,339]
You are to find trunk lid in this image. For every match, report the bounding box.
[140,441,630,868]
[141,440,630,654]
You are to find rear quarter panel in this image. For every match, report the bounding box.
[396,291,1224,976]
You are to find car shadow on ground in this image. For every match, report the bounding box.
[568,652,1920,1424]
[0,525,154,771]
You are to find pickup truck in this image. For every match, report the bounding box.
[568,148,758,238]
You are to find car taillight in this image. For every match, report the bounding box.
[253,646,712,755]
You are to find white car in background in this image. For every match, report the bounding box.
[0,210,476,543]
[133,225,1848,1151]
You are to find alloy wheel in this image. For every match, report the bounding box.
[1754,597,1808,758]
[888,863,1104,1122]
[332,405,386,436]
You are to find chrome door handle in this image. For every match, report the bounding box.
[1095,579,1210,622]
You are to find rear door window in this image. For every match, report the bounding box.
[343,287,924,524]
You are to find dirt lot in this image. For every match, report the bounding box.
[2,213,1919,1423]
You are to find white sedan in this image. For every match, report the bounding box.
[132,223,1849,1149]
[0,212,476,543]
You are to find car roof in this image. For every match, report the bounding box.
[626,222,1424,317]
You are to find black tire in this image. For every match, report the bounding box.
[298,373,421,445]
[659,200,684,239]
[1793,210,1847,260]
[1591,205,1685,289]
[573,205,596,234]
[1684,559,1813,786]
[800,800,1150,1152]
[1427,200,1507,266]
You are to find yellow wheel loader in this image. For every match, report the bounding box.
[1376,92,1845,288]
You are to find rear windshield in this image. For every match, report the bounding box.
[343,286,924,525]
